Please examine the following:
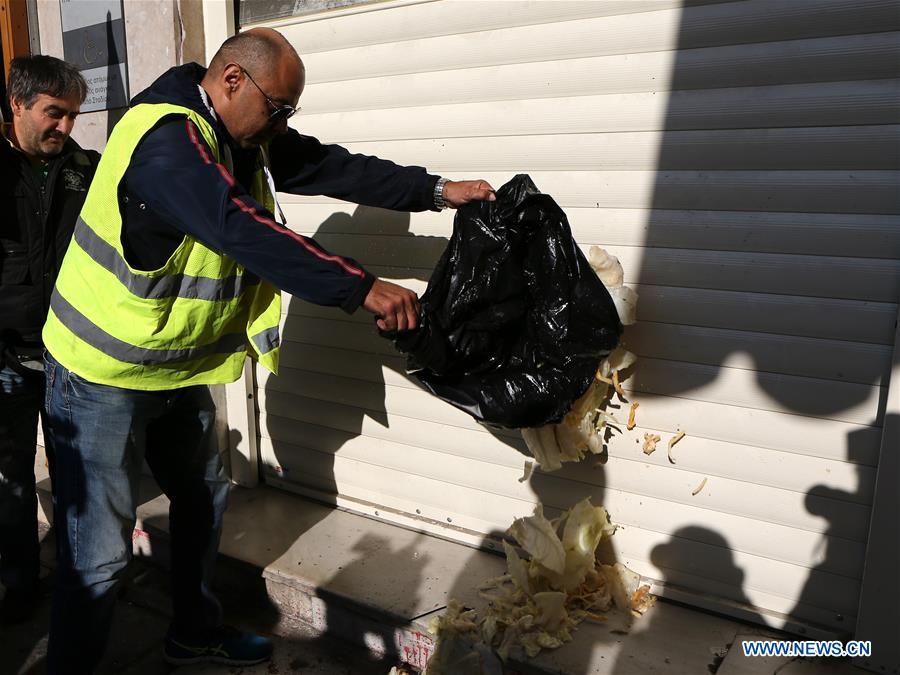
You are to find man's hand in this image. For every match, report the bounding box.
[363,279,421,332]
[443,179,496,208]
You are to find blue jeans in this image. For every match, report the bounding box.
[0,362,45,595]
[44,353,230,674]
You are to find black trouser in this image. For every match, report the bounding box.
[0,361,46,595]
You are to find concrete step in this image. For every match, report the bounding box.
[4,526,405,675]
[35,452,794,675]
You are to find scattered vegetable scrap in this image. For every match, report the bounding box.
[626,402,639,430]
[423,499,654,673]
[692,477,708,496]
[521,247,638,473]
[630,584,656,617]
[667,431,685,464]
[611,370,625,400]
[519,461,534,484]
[589,247,637,326]
[642,433,661,455]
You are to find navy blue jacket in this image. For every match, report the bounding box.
[122,63,439,312]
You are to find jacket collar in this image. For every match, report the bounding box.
[129,62,250,158]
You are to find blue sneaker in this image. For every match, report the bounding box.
[163,625,273,666]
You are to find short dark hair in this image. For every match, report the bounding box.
[7,55,88,108]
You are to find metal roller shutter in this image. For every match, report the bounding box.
[240,0,900,637]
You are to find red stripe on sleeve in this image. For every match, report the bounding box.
[183,120,365,279]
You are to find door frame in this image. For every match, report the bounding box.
[0,0,30,82]
[854,302,900,673]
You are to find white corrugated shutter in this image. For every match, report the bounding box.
[245,0,900,636]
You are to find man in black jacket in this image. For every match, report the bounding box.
[0,55,98,622]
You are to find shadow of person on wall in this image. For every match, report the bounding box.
[272,201,547,463]
[620,0,900,652]
[270,204,443,452]
[632,0,898,420]
[262,203,447,519]
[102,10,128,139]
[241,205,444,661]
[264,202,538,534]
[784,420,884,639]
[610,527,767,675]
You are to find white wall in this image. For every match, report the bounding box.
[239,0,900,638]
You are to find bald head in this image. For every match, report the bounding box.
[208,28,302,78]
[201,28,305,148]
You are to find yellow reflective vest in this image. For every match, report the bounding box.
[43,103,281,389]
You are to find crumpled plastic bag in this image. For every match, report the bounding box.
[390,174,622,428]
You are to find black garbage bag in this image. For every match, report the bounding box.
[391,174,622,429]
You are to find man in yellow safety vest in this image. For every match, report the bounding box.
[42,28,495,672]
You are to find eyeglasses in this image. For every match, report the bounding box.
[239,66,298,122]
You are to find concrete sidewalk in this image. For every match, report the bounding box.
[1,524,402,675]
[16,452,863,675]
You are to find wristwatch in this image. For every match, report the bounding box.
[433,177,449,210]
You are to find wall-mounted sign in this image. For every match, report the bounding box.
[59,0,129,112]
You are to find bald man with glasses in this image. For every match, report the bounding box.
[239,65,298,121]
[42,27,494,673]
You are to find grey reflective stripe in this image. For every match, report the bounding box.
[50,289,247,365]
[250,326,280,355]
[74,219,259,301]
